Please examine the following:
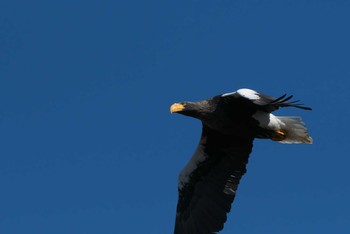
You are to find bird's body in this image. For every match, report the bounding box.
[170,88,312,234]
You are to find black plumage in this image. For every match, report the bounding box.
[170,88,312,234]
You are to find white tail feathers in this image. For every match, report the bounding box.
[276,116,313,144]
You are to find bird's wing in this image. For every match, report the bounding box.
[222,89,312,112]
[174,126,254,234]
[253,93,311,111]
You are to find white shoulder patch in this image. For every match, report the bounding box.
[236,88,260,100]
[221,91,236,97]
[221,88,260,100]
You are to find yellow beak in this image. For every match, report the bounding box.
[170,103,185,113]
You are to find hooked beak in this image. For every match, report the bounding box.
[170,103,185,113]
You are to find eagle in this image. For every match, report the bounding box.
[170,88,312,234]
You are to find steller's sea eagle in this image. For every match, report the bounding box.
[170,88,312,234]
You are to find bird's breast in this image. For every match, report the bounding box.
[202,116,257,137]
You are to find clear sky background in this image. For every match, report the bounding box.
[1,1,349,233]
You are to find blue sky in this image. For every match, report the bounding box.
[1,0,350,233]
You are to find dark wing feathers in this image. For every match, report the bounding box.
[221,90,311,113]
[257,93,312,111]
[174,126,253,234]
[230,91,311,112]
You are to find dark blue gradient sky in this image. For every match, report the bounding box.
[1,1,349,233]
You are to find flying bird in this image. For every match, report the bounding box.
[170,88,312,234]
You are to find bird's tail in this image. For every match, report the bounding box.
[272,116,313,144]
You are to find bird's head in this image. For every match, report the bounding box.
[170,102,204,119]
[170,96,250,134]
[170,97,222,121]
